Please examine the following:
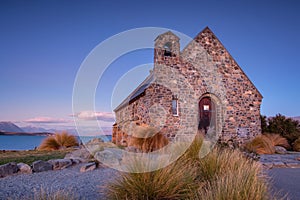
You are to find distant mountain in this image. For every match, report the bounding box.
[292,116,300,122]
[21,126,49,133]
[0,122,23,132]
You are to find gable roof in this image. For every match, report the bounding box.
[114,72,154,112]
[191,27,263,98]
[114,27,263,112]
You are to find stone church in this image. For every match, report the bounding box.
[112,27,262,147]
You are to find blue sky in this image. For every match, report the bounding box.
[0,0,299,133]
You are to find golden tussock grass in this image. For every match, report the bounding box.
[105,135,272,200]
[39,132,78,151]
[245,133,290,154]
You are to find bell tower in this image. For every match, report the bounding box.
[154,31,180,65]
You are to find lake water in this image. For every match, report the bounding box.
[0,135,112,150]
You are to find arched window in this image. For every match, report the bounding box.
[164,42,172,57]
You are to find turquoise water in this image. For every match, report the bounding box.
[0,135,112,150]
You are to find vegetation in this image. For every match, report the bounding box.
[261,114,300,145]
[293,137,300,152]
[33,188,78,200]
[245,133,290,154]
[0,149,72,165]
[39,132,79,151]
[106,136,271,200]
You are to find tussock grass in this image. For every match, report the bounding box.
[39,132,78,151]
[264,133,290,149]
[293,137,300,151]
[194,148,269,200]
[33,188,78,200]
[245,134,290,154]
[105,135,272,200]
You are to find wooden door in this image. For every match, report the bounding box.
[198,97,215,133]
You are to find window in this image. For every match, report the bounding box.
[172,95,178,116]
[203,105,209,111]
[164,42,172,57]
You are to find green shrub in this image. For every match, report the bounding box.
[267,114,300,143]
[39,132,78,151]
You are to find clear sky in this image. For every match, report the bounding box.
[0,0,299,133]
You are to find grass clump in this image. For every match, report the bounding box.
[105,135,271,200]
[293,137,300,151]
[195,148,268,200]
[33,188,78,200]
[39,132,78,151]
[245,133,290,154]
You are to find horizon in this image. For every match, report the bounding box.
[1,0,300,135]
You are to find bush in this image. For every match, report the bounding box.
[105,136,271,200]
[267,114,300,143]
[245,134,290,154]
[293,137,300,152]
[39,132,78,151]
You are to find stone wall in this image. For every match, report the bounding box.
[113,27,263,147]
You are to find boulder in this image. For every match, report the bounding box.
[0,162,18,178]
[80,162,97,172]
[48,159,72,170]
[86,138,104,144]
[17,163,32,174]
[32,160,53,172]
[64,147,92,162]
[275,146,287,154]
[94,148,122,167]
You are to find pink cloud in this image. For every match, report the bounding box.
[71,111,115,122]
[24,117,70,124]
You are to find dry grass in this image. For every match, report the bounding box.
[33,188,78,200]
[245,134,290,154]
[245,135,275,154]
[105,136,271,200]
[39,132,78,151]
[264,133,290,149]
[194,148,269,200]
[293,137,300,151]
[0,149,72,165]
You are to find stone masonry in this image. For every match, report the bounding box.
[112,27,263,147]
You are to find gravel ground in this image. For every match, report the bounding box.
[0,164,119,200]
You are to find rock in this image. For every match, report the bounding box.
[17,163,32,174]
[273,161,286,168]
[48,159,72,170]
[275,146,287,154]
[86,138,104,144]
[0,162,18,178]
[32,160,53,172]
[80,162,97,172]
[94,148,122,167]
[262,162,274,169]
[71,158,82,165]
[64,148,92,162]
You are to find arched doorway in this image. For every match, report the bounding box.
[198,96,216,134]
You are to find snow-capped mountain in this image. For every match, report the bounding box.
[0,122,24,132]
